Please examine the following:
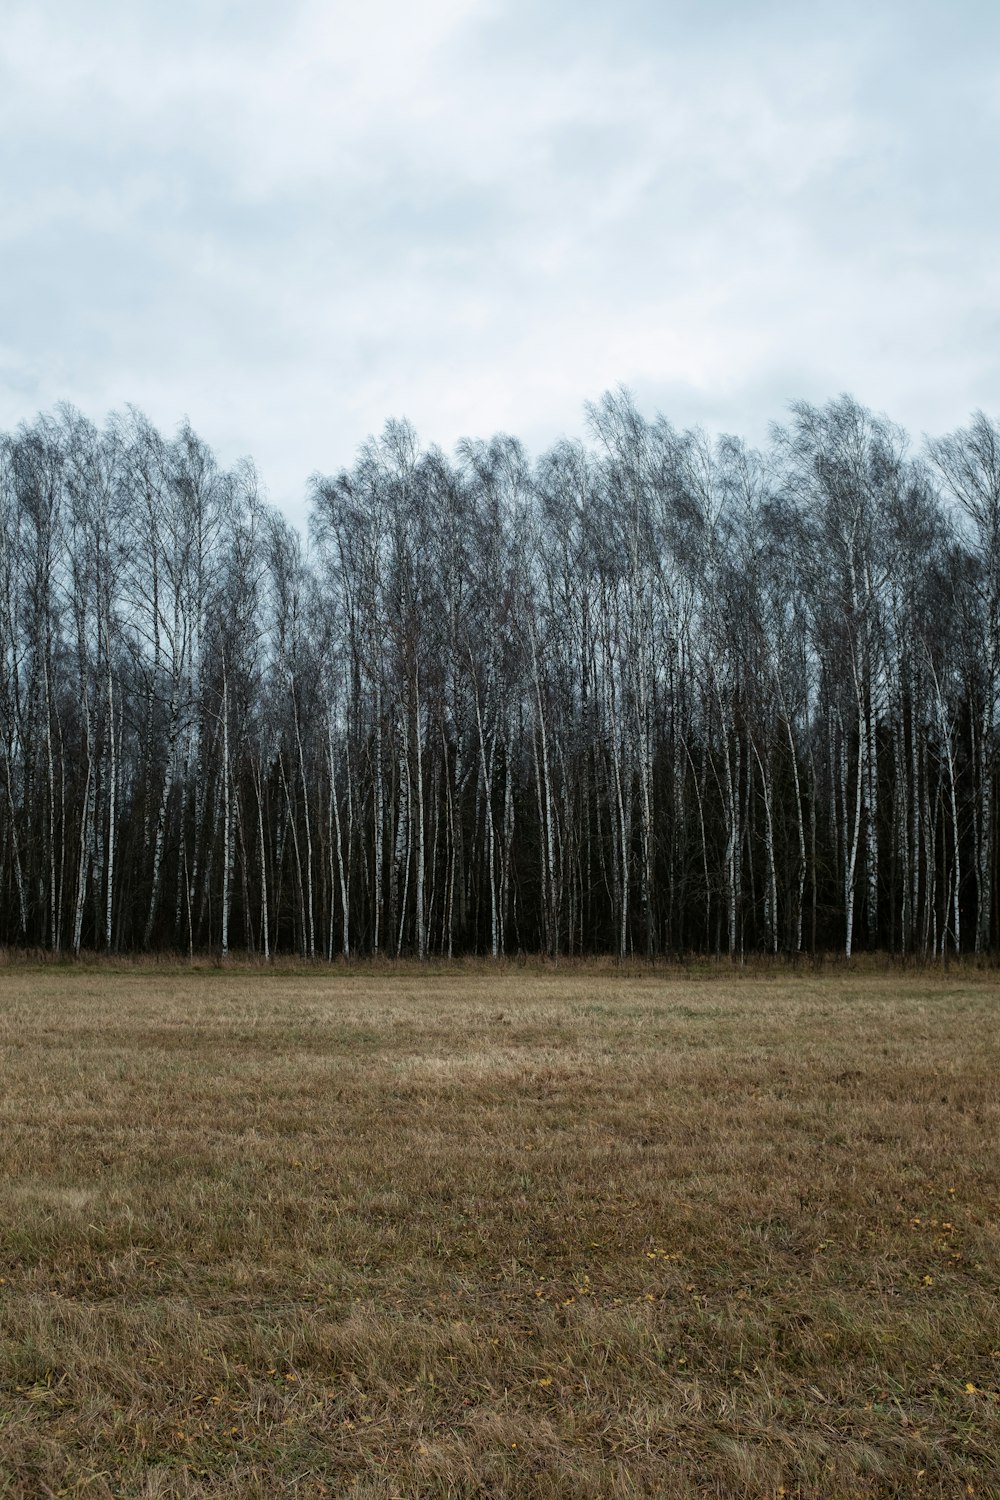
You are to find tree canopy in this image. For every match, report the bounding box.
[1,392,997,958]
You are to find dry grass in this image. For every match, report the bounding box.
[0,966,998,1498]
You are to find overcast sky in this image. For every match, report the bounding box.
[2,0,998,524]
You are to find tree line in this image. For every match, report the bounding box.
[1,392,998,959]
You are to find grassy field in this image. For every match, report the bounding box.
[0,964,997,1498]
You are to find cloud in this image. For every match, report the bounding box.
[1,0,999,525]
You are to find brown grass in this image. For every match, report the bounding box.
[0,966,997,1498]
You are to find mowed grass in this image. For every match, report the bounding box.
[0,966,998,1498]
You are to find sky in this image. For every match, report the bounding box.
[2,0,999,525]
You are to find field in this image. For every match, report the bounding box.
[0,963,998,1498]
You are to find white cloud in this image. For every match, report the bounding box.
[1,0,998,526]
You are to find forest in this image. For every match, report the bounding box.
[0,390,997,960]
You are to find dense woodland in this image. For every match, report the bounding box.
[1,392,999,959]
